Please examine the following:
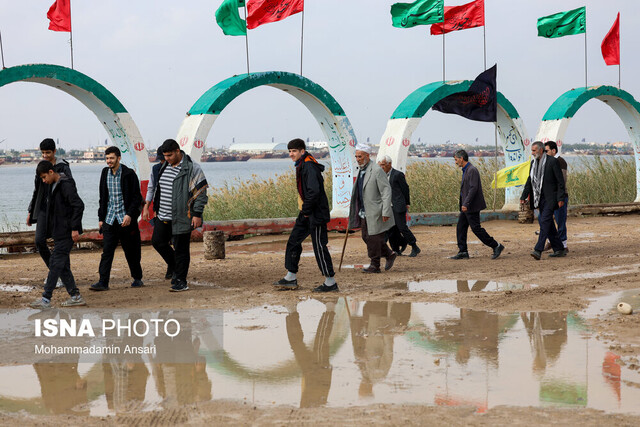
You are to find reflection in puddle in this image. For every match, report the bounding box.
[567,264,640,280]
[0,294,639,417]
[0,284,35,292]
[407,279,536,293]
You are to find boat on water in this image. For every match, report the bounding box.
[201,153,251,162]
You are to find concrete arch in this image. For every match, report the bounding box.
[377,80,529,209]
[0,64,149,179]
[535,85,640,202]
[176,71,357,216]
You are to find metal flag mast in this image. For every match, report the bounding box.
[69,0,74,69]
[0,30,6,69]
[244,2,250,74]
[300,9,305,76]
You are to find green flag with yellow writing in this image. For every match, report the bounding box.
[537,7,586,39]
[215,0,246,36]
[491,160,531,189]
[391,0,444,29]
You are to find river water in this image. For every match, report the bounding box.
[0,155,631,231]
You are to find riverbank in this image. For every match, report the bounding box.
[0,214,638,425]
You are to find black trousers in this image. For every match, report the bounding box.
[151,220,191,281]
[456,211,498,253]
[362,220,393,269]
[35,214,51,267]
[285,213,335,277]
[42,238,79,300]
[535,196,563,252]
[392,210,416,245]
[99,221,143,285]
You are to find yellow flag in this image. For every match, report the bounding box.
[491,160,531,188]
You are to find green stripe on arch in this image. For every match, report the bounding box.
[0,64,127,113]
[542,85,640,121]
[188,71,346,116]
[390,80,520,120]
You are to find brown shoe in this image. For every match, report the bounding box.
[362,266,381,274]
[385,252,398,271]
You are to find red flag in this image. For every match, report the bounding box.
[247,0,304,30]
[601,13,620,66]
[430,0,484,35]
[47,0,71,32]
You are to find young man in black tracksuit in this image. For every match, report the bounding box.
[27,138,73,288]
[30,160,86,309]
[91,146,144,291]
[274,138,338,292]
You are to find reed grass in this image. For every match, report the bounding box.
[203,156,635,220]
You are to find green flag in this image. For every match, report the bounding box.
[391,0,444,29]
[537,7,586,39]
[215,0,246,36]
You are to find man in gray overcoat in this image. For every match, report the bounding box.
[348,143,397,273]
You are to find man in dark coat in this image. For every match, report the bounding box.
[274,138,337,292]
[91,146,144,291]
[520,141,567,260]
[29,160,86,309]
[450,150,504,260]
[377,155,420,257]
[27,138,73,288]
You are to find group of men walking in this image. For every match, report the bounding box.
[27,136,569,307]
[28,138,208,309]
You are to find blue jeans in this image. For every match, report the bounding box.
[554,196,568,246]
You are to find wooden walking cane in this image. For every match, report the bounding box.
[338,225,350,271]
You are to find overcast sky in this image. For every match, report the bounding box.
[0,0,637,151]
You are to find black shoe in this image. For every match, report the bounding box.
[313,283,339,293]
[273,278,299,290]
[398,244,407,256]
[408,245,421,258]
[362,266,381,274]
[491,244,505,260]
[449,252,469,260]
[530,250,542,260]
[169,280,189,292]
[90,282,109,291]
[385,252,398,271]
[165,268,174,280]
[131,279,144,288]
[548,249,567,258]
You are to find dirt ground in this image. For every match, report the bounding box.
[1,214,640,425]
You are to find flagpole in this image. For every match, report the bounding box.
[69,0,74,69]
[483,25,487,71]
[300,9,305,76]
[442,30,445,82]
[0,30,6,69]
[244,3,250,74]
[584,21,587,88]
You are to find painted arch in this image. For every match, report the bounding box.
[176,71,357,216]
[0,64,150,179]
[535,85,640,202]
[377,80,529,210]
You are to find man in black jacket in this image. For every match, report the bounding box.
[450,150,504,260]
[377,156,421,257]
[274,139,337,292]
[91,146,144,291]
[520,141,567,260]
[29,161,86,309]
[26,138,72,288]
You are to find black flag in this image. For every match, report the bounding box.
[432,64,497,122]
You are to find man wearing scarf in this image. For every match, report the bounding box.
[520,141,567,260]
[274,139,337,292]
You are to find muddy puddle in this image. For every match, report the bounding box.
[0,292,639,416]
[407,279,536,293]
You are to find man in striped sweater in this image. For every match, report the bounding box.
[151,139,209,292]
